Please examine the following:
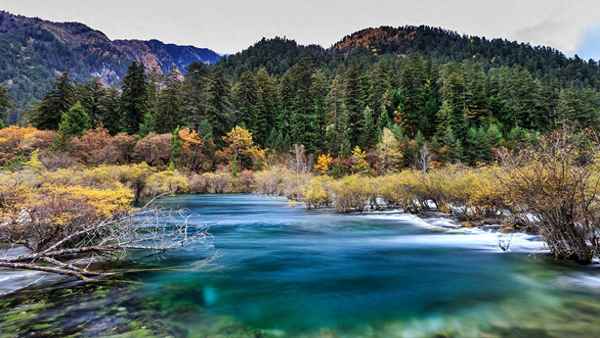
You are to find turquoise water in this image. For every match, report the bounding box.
[2,194,600,337]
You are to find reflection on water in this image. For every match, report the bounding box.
[1,194,600,337]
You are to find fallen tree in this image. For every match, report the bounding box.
[0,204,209,281]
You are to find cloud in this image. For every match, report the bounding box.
[2,0,600,55]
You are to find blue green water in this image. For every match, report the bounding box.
[2,194,600,337]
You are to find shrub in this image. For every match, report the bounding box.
[142,170,190,197]
[330,175,374,212]
[0,126,55,166]
[133,133,172,167]
[70,128,135,165]
[303,176,333,209]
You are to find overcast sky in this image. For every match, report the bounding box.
[2,0,600,58]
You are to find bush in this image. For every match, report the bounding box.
[142,170,190,197]
[132,133,172,167]
[70,128,135,165]
[0,126,55,166]
[303,176,333,209]
[330,175,374,212]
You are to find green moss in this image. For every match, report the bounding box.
[103,328,159,338]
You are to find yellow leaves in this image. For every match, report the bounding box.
[221,126,266,171]
[376,128,403,174]
[25,150,44,171]
[178,128,203,146]
[315,154,333,175]
[223,126,253,151]
[144,170,190,196]
[351,146,370,174]
[43,184,134,218]
[330,175,374,212]
[303,176,333,209]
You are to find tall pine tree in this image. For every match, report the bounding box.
[120,62,148,134]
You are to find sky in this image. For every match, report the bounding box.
[2,0,600,58]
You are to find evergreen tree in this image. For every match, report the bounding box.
[206,68,232,143]
[360,106,376,149]
[0,85,12,127]
[98,88,121,134]
[556,87,600,130]
[254,68,279,147]
[234,71,258,129]
[377,101,392,135]
[58,101,91,137]
[337,103,352,157]
[464,127,491,164]
[139,111,157,136]
[343,63,366,147]
[442,126,463,163]
[182,62,210,131]
[463,62,490,126]
[439,64,467,141]
[155,70,184,133]
[31,73,75,130]
[78,78,107,126]
[309,70,329,150]
[280,61,315,151]
[120,62,148,134]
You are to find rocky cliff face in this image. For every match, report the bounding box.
[0,11,220,112]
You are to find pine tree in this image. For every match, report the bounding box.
[310,70,329,150]
[31,73,76,130]
[58,101,91,137]
[78,78,107,126]
[281,61,315,151]
[235,71,258,130]
[120,62,148,134]
[206,68,232,143]
[99,88,122,134]
[182,62,210,131]
[442,126,463,163]
[155,70,184,133]
[360,106,376,149]
[139,111,157,137]
[0,85,12,127]
[255,68,279,147]
[344,63,366,147]
[337,103,352,157]
[439,64,467,141]
[463,62,490,126]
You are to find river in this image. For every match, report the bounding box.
[1,194,600,337]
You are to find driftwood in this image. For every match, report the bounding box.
[0,206,210,281]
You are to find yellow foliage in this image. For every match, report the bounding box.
[43,184,134,218]
[351,146,370,174]
[25,150,44,171]
[376,128,404,173]
[303,176,333,209]
[143,170,190,197]
[330,175,374,212]
[315,154,333,175]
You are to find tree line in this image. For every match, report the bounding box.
[2,51,598,168]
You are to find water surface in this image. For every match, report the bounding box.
[2,194,600,337]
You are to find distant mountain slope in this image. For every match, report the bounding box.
[222,26,600,90]
[0,11,220,112]
[334,26,600,86]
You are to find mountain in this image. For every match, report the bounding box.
[0,11,220,113]
[223,26,600,90]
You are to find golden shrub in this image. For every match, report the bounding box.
[303,176,333,209]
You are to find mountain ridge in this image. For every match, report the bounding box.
[0,10,221,113]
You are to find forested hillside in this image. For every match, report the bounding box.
[2,22,600,169]
[0,11,220,118]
